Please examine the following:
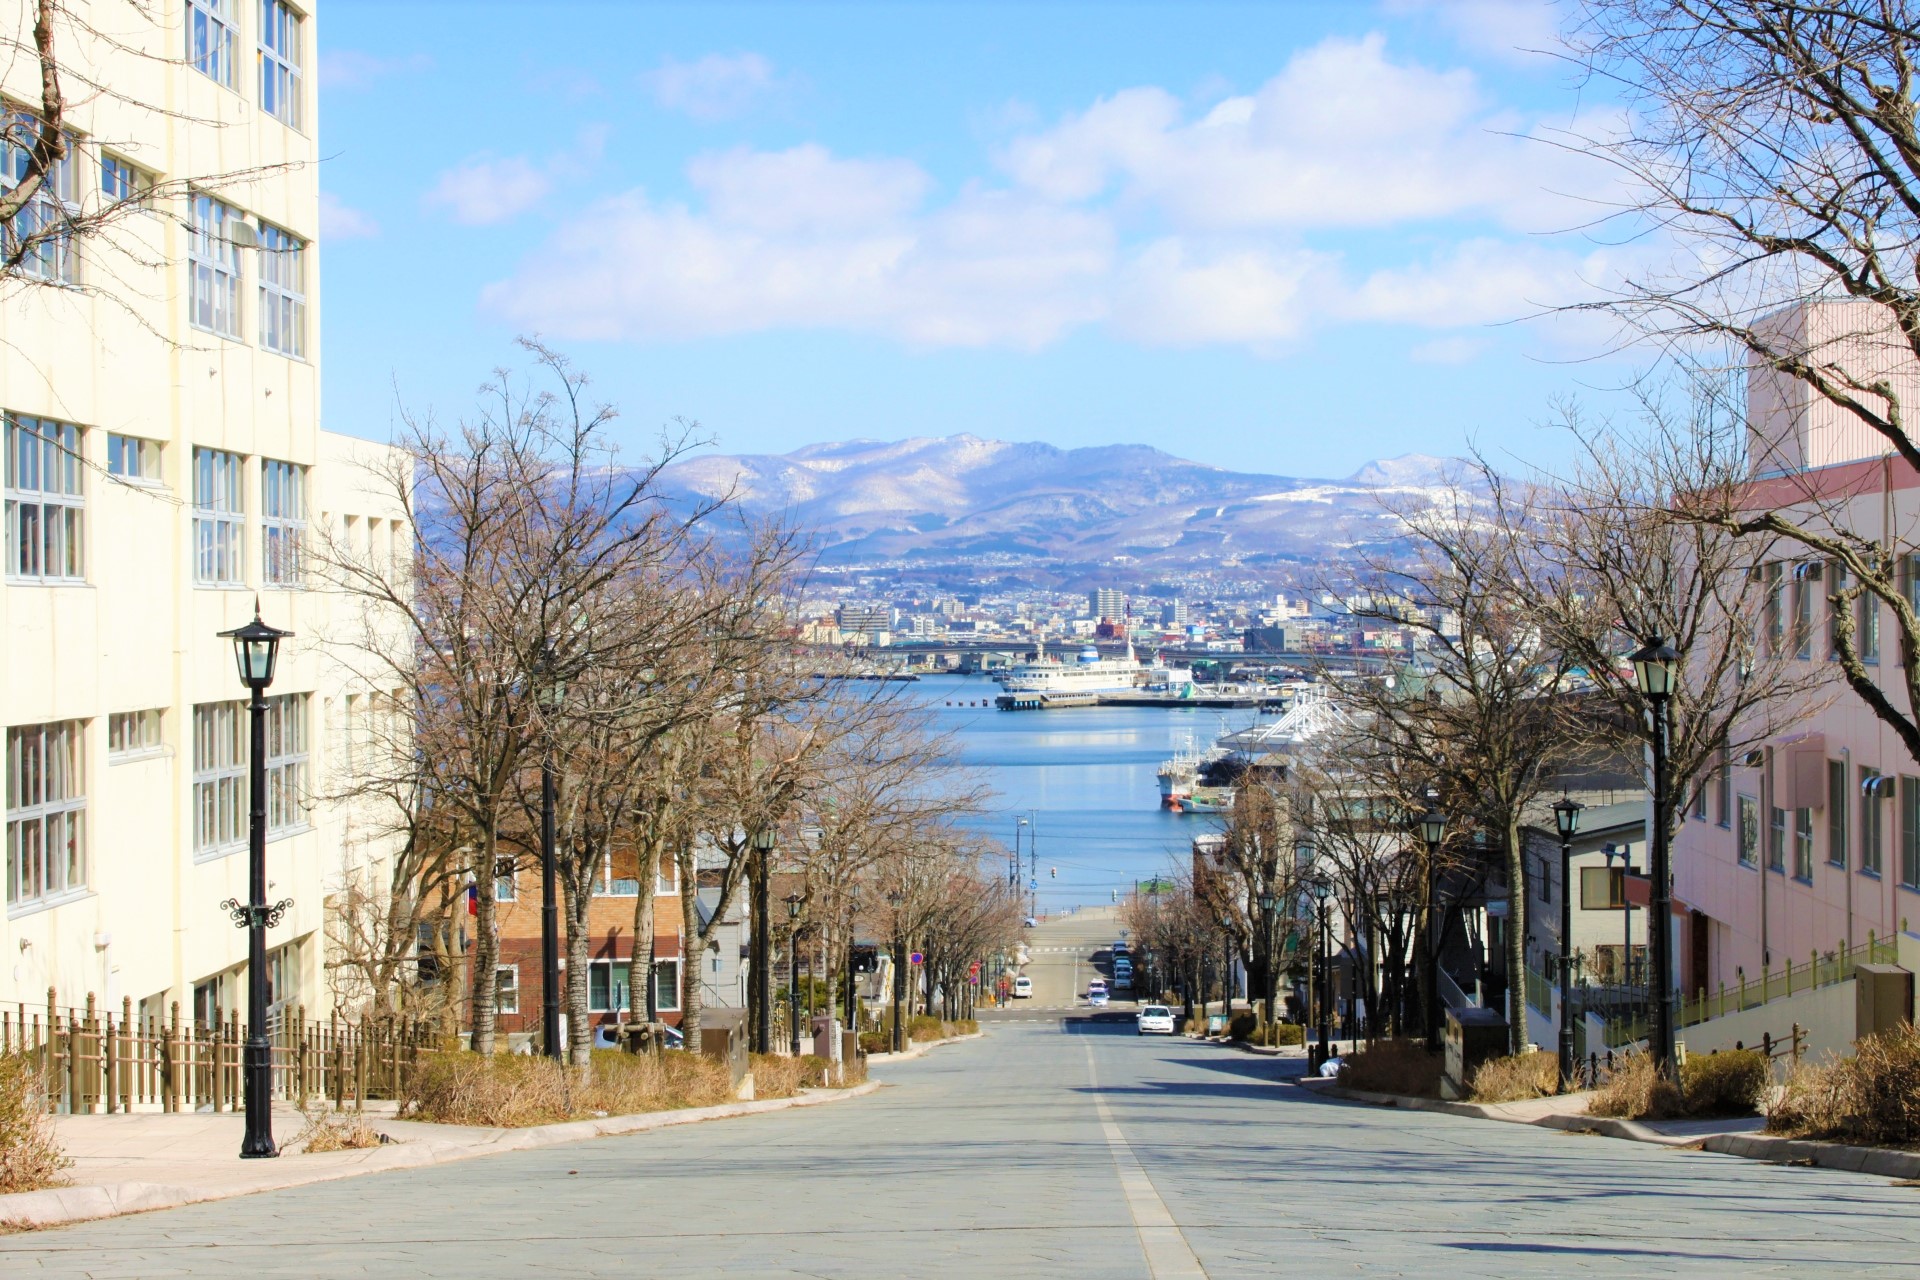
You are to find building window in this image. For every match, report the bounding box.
[258,0,304,127]
[495,965,519,1015]
[1829,562,1847,658]
[264,693,308,835]
[193,448,245,585]
[1,109,77,283]
[1829,759,1849,866]
[266,941,297,1012]
[495,858,516,902]
[1716,744,1732,827]
[1861,591,1881,664]
[192,702,245,857]
[653,958,681,1012]
[257,224,305,356]
[1580,865,1624,910]
[100,155,148,205]
[5,415,83,582]
[261,459,305,585]
[188,194,242,338]
[1737,795,1758,867]
[1862,767,1886,876]
[107,709,164,760]
[1794,808,1814,880]
[6,721,86,909]
[1903,776,1920,891]
[588,960,632,1013]
[188,0,237,86]
[1766,805,1787,872]
[1791,563,1814,659]
[107,433,162,483]
[656,863,679,896]
[1763,563,1784,654]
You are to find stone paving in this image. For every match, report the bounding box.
[7,1015,1920,1276]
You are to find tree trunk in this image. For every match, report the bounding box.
[749,848,770,1054]
[469,824,500,1054]
[631,845,658,1024]
[1504,816,1528,1056]
[564,871,592,1068]
[676,844,704,1048]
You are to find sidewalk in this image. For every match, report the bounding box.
[0,1083,880,1232]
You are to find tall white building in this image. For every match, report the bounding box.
[0,0,406,1025]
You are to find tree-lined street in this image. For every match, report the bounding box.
[8,1015,1920,1277]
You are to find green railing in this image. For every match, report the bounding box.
[1524,962,1554,1016]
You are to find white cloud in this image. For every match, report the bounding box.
[686,145,930,233]
[1111,240,1333,347]
[640,53,786,122]
[1340,239,1607,327]
[319,191,379,239]
[1384,0,1567,66]
[424,155,551,226]
[319,50,432,91]
[997,34,1604,233]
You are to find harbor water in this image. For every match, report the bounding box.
[913,674,1258,913]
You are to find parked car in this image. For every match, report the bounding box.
[1087,979,1107,1002]
[1136,1004,1175,1035]
[1112,939,1130,956]
[1088,989,1109,1007]
[1013,975,1034,999]
[1112,960,1133,988]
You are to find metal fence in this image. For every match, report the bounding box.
[0,990,443,1114]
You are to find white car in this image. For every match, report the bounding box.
[1136,1004,1175,1035]
[1087,979,1108,1006]
[1012,975,1034,999]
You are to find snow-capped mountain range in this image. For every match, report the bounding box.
[655,434,1467,573]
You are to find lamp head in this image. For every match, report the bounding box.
[218,602,292,691]
[1417,807,1447,848]
[1257,891,1276,913]
[1552,794,1585,838]
[750,827,777,852]
[1629,634,1681,702]
[785,891,803,920]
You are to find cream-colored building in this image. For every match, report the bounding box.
[0,0,407,1026]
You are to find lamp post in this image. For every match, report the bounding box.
[1295,838,1316,1037]
[845,889,861,1036]
[217,607,293,1160]
[1552,795,1584,1091]
[749,827,777,1054]
[1309,876,1333,1067]
[1256,889,1277,1027]
[887,890,906,1054]
[1630,634,1680,1077]
[1602,843,1634,986]
[1418,807,1447,1051]
[785,892,805,1057]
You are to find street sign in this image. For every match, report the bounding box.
[1029,878,1037,890]
[910,951,924,966]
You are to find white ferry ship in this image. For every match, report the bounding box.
[994,640,1146,709]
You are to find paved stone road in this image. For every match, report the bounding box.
[9,1016,1920,1277]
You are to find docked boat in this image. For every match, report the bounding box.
[1178,787,1235,814]
[994,640,1146,709]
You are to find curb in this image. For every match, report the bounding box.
[1302,1080,1920,1179]
[0,1081,882,1232]
[864,1031,984,1063]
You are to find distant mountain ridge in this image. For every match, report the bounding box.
[655,434,1466,575]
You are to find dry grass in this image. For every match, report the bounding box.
[1682,1049,1769,1118]
[292,1105,386,1153]
[404,1049,733,1127]
[1769,1024,1920,1145]
[0,1054,68,1194]
[1338,1039,1443,1098]
[1247,1022,1305,1048]
[1587,1053,1685,1120]
[752,1053,805,1099]
[1467,1051,1561,1103]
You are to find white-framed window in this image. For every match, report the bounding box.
[7,720,86,910]
[188,194,242,338]
[655,863,679,896]
[260,458,305,585]
[5,415,84,582]
[193,447,244,585]
[257,1,303,128]
[192,702,244,857]
[495,965,519,1015]
[99,154,150,206]
[257,223,305,356]
[652,957,681,1012]
[264,693,308,835]
[107,709,164,760]
[266,941,298,1011]
[495,858,516,902]
[587,960,631,1013]
[188,0,238,87]
[1,109,78,283]
[107,433,162,483]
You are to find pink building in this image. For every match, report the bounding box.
[1674,300,1920,997]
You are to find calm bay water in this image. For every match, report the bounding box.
[910,674,1260,912]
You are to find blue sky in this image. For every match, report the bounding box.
[317,0,1641,479]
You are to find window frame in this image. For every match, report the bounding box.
[260,458,306,586]
[191,702,245,859]
[1737,794,1759,867]
[6,720,87,912]
[1767,803,1787,873]
[187,193,243,338]
[1,108,79,283]
[263,693,308,837]
[1579,865,1624,910]
[107,709,165,761]
[587,959,632,1014]
[1902,775,1920,891]
[495,965,519,1015]
[652,957,681,1012]
[256,223,306,357]
[4,414,84,583]
[257,0,304,129]
[1794,807,1814,880]
[1862,766,1886,877]
[188,0,238,88]
[106,433,163,485]
[193,447,246,587]
[1828,759,1849,866]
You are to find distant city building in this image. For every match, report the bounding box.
[1089,588,1127,621]
[836,604,892,634]
[1161,600,1189,627]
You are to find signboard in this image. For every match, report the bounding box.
[1623,873,1653,908]
[910,952,924,966]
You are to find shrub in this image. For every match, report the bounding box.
[404,1048,731,1126]
[1227,1011,1259,1041]
[907,1014,945,1042]
[858,1030,892,1055]
[751,1053,804,1099]
[1248,1022,1304,1048]
[950,1019,978,1036]
[1182,1017,1208,1037]
[1681,1049,1769,1117]
[292,1105,384,1154]
[1586,1053,1685,1120]
[1769,1024,1920,1145]
[1338,1039,1442,1098]
[1467,1051,1560,1103]
[0,1054,68,1193]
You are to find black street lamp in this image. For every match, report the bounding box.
[887,890,906,1053]
[844,888,861,1038]
[1417,807,1447,1051]
[786,892,805,1057]
[1256,888,1277,1027]
[1309,876,1333,1068]
[750,827,777,1054]
[217,606,293,1160]
[1552,794,1584,1091]
[1630,634,1680,1077]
